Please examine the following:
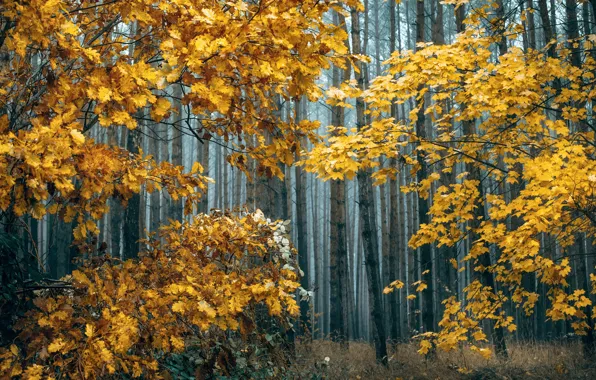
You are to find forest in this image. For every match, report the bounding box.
[1,0,596,378]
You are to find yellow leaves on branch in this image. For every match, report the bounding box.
[0,125,209,244]
[383,279,404,294]
[301,121,407,181]
[0,211,302,379]
[302,16,596,358]
[0,0,367,245]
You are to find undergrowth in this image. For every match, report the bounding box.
[289,340,596,379]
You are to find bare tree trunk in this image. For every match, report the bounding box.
[538,0,557,57]
[494,0,508,56]
[160,127,170,232]
[150,124,161,231]
[414,0,435,337]
[109,128,123,256]
[323,181,331,336]
[223,147,229,210]
[328,10,351,347]
[350,5,388,364]
[386,0,401,343]
[527,0,537,50]
[216,143,222,210]
[234,143,242,207]
[171,85,184,221]
[565,0,582,68]
[294,97,310,333]
[201,137,210,213]
[246,136,255,212]
[432,0,445,45]
[123,126,141,260]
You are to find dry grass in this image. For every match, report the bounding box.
[288,340,596,379]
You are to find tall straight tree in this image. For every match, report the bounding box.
[415,0,435,336]
[350,5,388,364]
[201,136,210,214]
[123,127,141,259]
[387,0,401,343]
[295,97,310,331]
[329,10,350,346]
[170,84,184,221]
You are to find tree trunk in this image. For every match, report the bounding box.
[123,127,141,260]
[201,137,210,213]
[294,97,310,333]
[171,85,184,221]
[150,124,161,232]
[350,5,388,364]
[538,0,556,57]
[414,0,435,337]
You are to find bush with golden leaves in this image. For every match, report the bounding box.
[0,210,301,379]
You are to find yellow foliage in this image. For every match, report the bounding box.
[0,211,302,378]
[383,279,405,294]
[303,13,596,358]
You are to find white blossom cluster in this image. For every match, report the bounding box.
[254,209,313,302]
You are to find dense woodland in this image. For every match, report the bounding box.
[2,0,596,378]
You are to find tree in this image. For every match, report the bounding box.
[329,9,351,346]
[1,211,303,378]
[350,4,388,364]
[0,0,361,357]
[304,0,596,360]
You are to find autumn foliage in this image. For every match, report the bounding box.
[3,0,596,376]
[0,210,301,378]
[304,12,596,359]
[0,0,356,378]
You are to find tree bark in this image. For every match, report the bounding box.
[123,127,141,260]
[350,5,388,364]
[294,97,310,332]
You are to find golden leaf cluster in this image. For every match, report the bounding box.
[0,211,301,379]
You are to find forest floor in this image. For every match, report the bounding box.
[289,340,596,379]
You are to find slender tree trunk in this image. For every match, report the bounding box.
[109,128,123,256]
[201,137,210,213]
[386,0,402,343]
[234,148,242,208]
[329,79,350,346]
[414,0,435,337]
[150,124,161,231]
[494,0,508,56]
[216,143,222,210]
[538,0,557,57]
[455,3,508,358]
[565,0,582,68]
[123,126,141,260]
[171,85,184,221]
[350,5,388,364]
[294,97,310,333]
[527,0,537,50]
[432,0,445,45]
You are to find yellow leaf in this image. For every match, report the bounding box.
[85,324,94,338]
[48,338,65,353]
[97,87,112,102]
[417,340,432,355]
[191,161,203,174]
[70,129,85,146]
[172,301,186,314]
[152,98,171,119]
[61,21,79,35]
[170,336,185,351]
